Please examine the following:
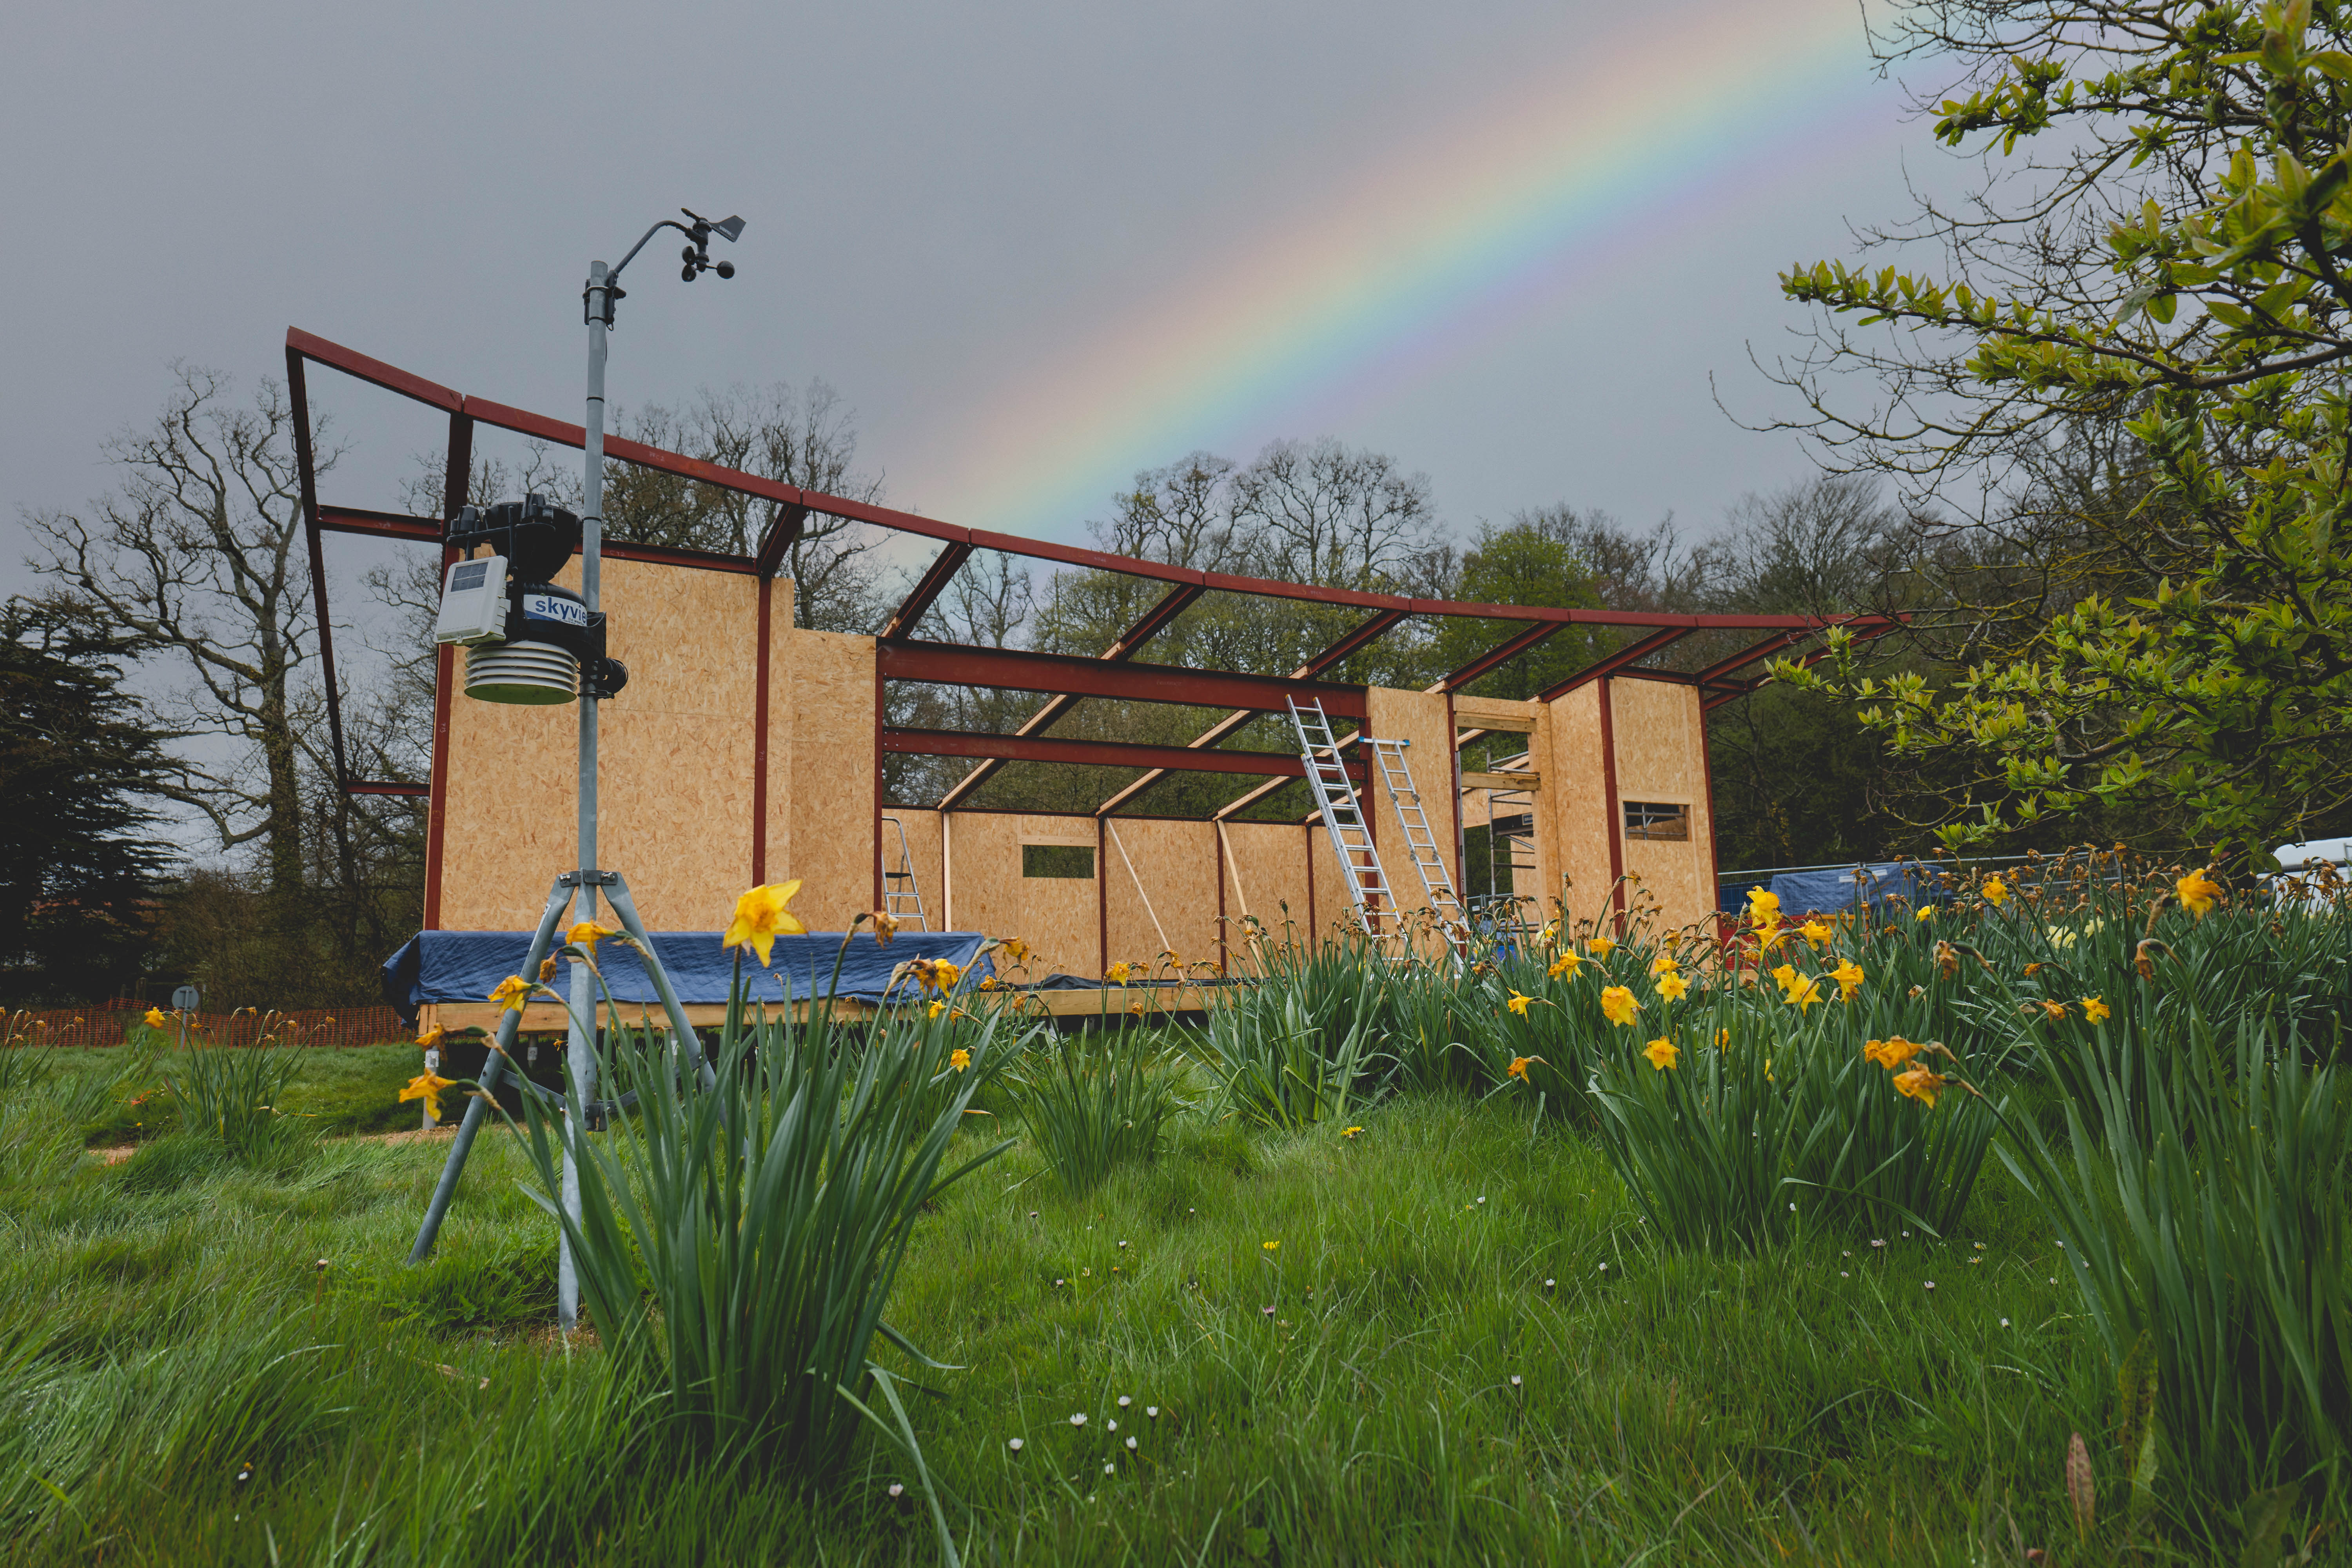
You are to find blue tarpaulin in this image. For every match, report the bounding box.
[379,929,995,1025]
[1768,864,1941,915]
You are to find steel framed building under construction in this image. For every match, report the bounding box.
[286,328,1899,1023]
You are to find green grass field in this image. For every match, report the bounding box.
[3,1039,2149,1566]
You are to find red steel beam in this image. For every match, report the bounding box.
[320,506,443,543]
[880,639,1367,717]
[1700,618,1906,710]
[1090,607,1409,817]
[1537,625,1696,701]
[885,728,1361,780]
[1428,619,1566,695]
[881,541,974,640]
[937,582,1210,808]
[286,344,350,793]
[347,782,431,797]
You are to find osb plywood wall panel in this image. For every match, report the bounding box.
[778,628,877,933]
[1221,821,1314,963]
[1540,683,1616,935]
[437,557,756,930]
[1103,819,1218,972]
[942,813,1100,980]
[880,807,946,933]
[596,562,759,930]
[1366,687,1461,918]
[760,579,793,890]
[1610,678,1714,935]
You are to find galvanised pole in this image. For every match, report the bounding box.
[558,258,612,1332]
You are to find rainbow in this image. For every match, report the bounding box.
[934,0,1898,537]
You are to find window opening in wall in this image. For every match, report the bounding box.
[1022,844,1096,879]
[1622,801,1689,841]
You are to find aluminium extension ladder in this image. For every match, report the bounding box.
[1286,698,1409,963]
[879,816,930,930]
[1367,737,1471,969]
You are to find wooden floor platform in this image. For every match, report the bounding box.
[418,982,1225,1036]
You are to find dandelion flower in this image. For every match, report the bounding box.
[1643,1036,1679,1071]
[1262,1240,1279,1251]
[2082,996,2110,1023]
[1599,985,1640,1026]
[1341,1125,1363,1139]
[722,881,806,966]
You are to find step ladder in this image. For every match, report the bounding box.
[1368,737,1471,969]
[879,816,930,930]
[1285,698,1406,961]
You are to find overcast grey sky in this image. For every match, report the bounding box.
[3,0,1942,594]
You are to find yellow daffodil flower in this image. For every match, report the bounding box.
[1770,963,1800,998]
[1590,936,1617,959]
[2176,867,2222,918]
[1548,950,1583,980]
[566,920,620,953]
[143,1007,167,1029]
[1863,1036,1922,1069]
[537,957,559,982]
[1643,1036,1679,1071]
[1982,876,2008,907]
[999,937,1029,966]
[1915,906,1935,922]
[1650,955,1679,976]
[1506,991,1535,1016]
[1784,975,1823,1011]
[1507,1056,1533,1080]
[1105,961,1131,984]
[487,975,534,1014]
[1831,958,1864,1001]
[1802,919,1832,949]
[950,1047,971,1072]
[2083,996,2110,1024]
[2038,999,2069,1021]
[416,1025,444,1051]
[1892,1065,1947,1107]
[870,910,901,946]
[928,1000,948,1019]
[1935,940,1960,980]
[1746,887,1780,927]
[399,1070,452,1106]
[723,881,805,966]
[1599,985,1640,1026]
[1657,971,1689,1001]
